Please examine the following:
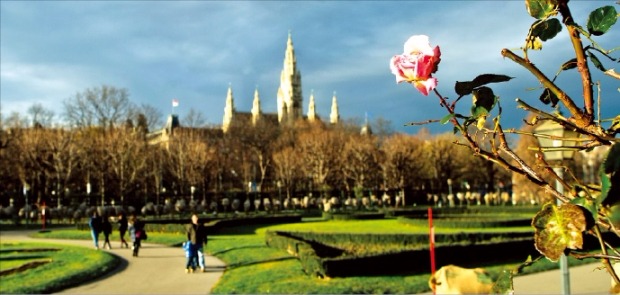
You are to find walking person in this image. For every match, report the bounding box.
[101,216,112,250]
[129,214,145,257]
[117,213,129,248]
[186,213,207,272]
[88,211,102,250]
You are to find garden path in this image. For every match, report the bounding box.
[1,229,225,294]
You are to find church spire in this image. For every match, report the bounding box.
[330,91,339,124]
[251,87,262,125]
[222,84,235,133]
[277,32,303,123]
[307,90,317,122]
[361,112,372,135]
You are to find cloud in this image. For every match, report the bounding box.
[1,0,617,133]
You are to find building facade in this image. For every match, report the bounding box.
[222,33,340,133]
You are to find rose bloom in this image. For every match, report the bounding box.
[390,35,441,96]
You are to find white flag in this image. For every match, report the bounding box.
[172,99,179,107]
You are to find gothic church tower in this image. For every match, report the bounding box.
[276,32,303,123]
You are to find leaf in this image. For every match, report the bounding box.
[471,87,496,117]
[600,164,612,206]
[607,115,620,134]
[454,74,512,97]
[531,18,563,41]
[560,58,578,71]
[601,143,620,207]
[525,36,544,50]
[455,81,474,96]
[471,74,513,86]
[587,6,618,36]
[603,143,620,175]
[532,203,586,262]
[491,269,514,294]
[440,113,455,124]
[539,88,559,106]
[570,196,597,228]
[587,51,607,72]
[525,0,558,19]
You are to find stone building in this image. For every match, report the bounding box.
[221,33,340,133]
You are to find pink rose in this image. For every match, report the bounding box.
[390,35,441,96]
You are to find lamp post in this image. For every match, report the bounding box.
[23,184,29,225]
[190,185,196,202]
[277,180,282,205]
[535,120,579,295]
[447,178,453,196]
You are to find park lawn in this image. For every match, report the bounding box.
[0,241,121,294]
[207,218,534,294]
[32,218,595,294]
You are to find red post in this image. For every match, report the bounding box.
[428,207,436,295]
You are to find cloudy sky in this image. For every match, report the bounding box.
[1,1,618,134]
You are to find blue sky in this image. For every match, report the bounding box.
[1,1,618,134]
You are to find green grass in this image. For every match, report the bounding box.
[30,218,598,294]
[0,241,121,294]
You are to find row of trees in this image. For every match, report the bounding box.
[0,87,521,210]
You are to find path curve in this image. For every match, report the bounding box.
[1,229,226,294]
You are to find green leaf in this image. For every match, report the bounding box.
[587,6,618,36]
[525,0,558,19]
[491,269,513,294]
[440,113,455,124]
[587,51,607,72]
[539,88,559,107]
[560,58,578,71]
[600,163,612,206]
[531,18,563,41]
[532,203,586,262]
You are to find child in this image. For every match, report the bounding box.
[183,240,198,273]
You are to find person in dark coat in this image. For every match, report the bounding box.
[117,213,129,248]
[101,216,112,250]
[88,211,102,250]
[186,213,207,272]
[129,214,145,257]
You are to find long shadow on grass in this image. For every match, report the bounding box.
[210,244,267,256]
[2,254,51,261]
[226,256,296,269]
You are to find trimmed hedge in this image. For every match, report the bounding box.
[322,212,385,220]
[265,230,537,277]
[266,229,620,278]
[385,206,542,217]
[398,216,532,228]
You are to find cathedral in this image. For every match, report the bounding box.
[221,33,340,133]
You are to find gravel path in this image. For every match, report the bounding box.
[1,229,225,294]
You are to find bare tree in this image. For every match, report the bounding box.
[27,103,55,128]
[64,85,131,128]
[379,133,429,204]
[182,108,206,128]
[134,103,163,132]
[341,133,381,195]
